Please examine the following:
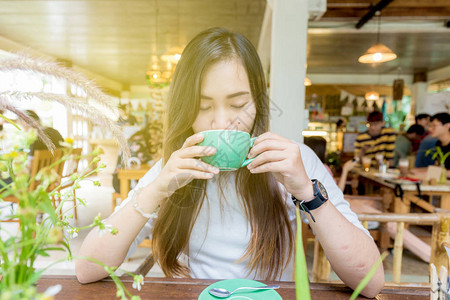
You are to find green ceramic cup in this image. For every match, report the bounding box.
[198,130,256,171]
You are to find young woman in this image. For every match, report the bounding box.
[76,28,384,297]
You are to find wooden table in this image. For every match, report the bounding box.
[90,139,120,186]
[36,275,430,299]
[351,167,450,213]
[117,164,152,201]
[350,167,450,275]
[115,164,154,248]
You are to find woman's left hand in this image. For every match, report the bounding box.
[246,132,314,200]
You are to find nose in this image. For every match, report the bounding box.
[211,109,233,130]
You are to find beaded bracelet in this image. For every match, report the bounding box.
[131,185,158,219]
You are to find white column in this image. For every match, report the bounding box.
[411,82,428,116]
[269,0,308,143]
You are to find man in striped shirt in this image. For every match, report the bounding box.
[354,111,396,166]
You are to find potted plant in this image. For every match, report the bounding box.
[0,54,145,299]
[426,146,450,184]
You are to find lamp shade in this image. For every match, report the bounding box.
[358,43,397,64]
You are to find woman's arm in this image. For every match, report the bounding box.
[303,199,384,298]
[247,133,384,298]
[76,133,219,283]
[75,182,164,284]
[337,160,357,191]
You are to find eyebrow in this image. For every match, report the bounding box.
[200,91,250,100]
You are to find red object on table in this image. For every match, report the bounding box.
[398,177,421,182]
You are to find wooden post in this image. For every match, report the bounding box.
[393,221,405,283]
[441,194,450,210]
[362,220,368,229]
[380,187,393,212]
[380,188,394,251]
[439,266,448,300]
[312,240,331,282]
[350,173,359,195]
[430,264,438,300]
[430,214,450,279]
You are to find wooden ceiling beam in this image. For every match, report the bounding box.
[327,0,450,8]
[323,7,450,19]
[355,0,394,29]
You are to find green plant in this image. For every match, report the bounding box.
[426,146,450,167]
[326,151,341,168]
[0,135,142,299]
[0,53,138,299]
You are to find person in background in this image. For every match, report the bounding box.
[112,123,163,193]
[415,113,431,132]
[411,113,431,152]
[354,111,396,166]
[393,124,425,167]
[428,112,450,169]
[336,119,346,131]
[118,104,137,126]
[0,110,64,187]
[303,136,333,175]
[415,135,437,168]
[24,110,64,155]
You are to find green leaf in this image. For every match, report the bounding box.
[295,207,311,300]
[35,250,50,257]
[37,193,58,221]
[40,247,65,252]
[349,251,388,300]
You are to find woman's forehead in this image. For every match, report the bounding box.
[200,59,250,95]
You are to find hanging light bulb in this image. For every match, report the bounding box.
[146,0,171,88]
[365,91,380,101]
[358,11,397,64]
[358,43,397,64]
[146,0,183,88]
[304,77,312,86]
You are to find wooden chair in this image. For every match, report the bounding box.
[29,149,64,190]
[133,252,155,276]
[1,149,64,223]
[55,148,82,219]
[112,192,121,213]
[312,212,450,284]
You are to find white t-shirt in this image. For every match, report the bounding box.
[114,142,370,281]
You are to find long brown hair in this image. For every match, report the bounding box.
[152,28,294,280]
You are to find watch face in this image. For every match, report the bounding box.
[317,181,328,200]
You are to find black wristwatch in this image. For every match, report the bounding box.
[291,179,328,222]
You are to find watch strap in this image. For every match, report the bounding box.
[291,179,328,223]
[291,197,316,223]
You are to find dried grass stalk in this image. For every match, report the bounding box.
[0,54,130,163]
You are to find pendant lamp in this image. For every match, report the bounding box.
[304,77,312,86]
[365,91,380,101]
[358,11,397,64]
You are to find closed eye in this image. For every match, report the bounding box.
[231,102,248,109]
[199,106,211,111]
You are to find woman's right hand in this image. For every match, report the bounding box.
[152,133,219,198]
